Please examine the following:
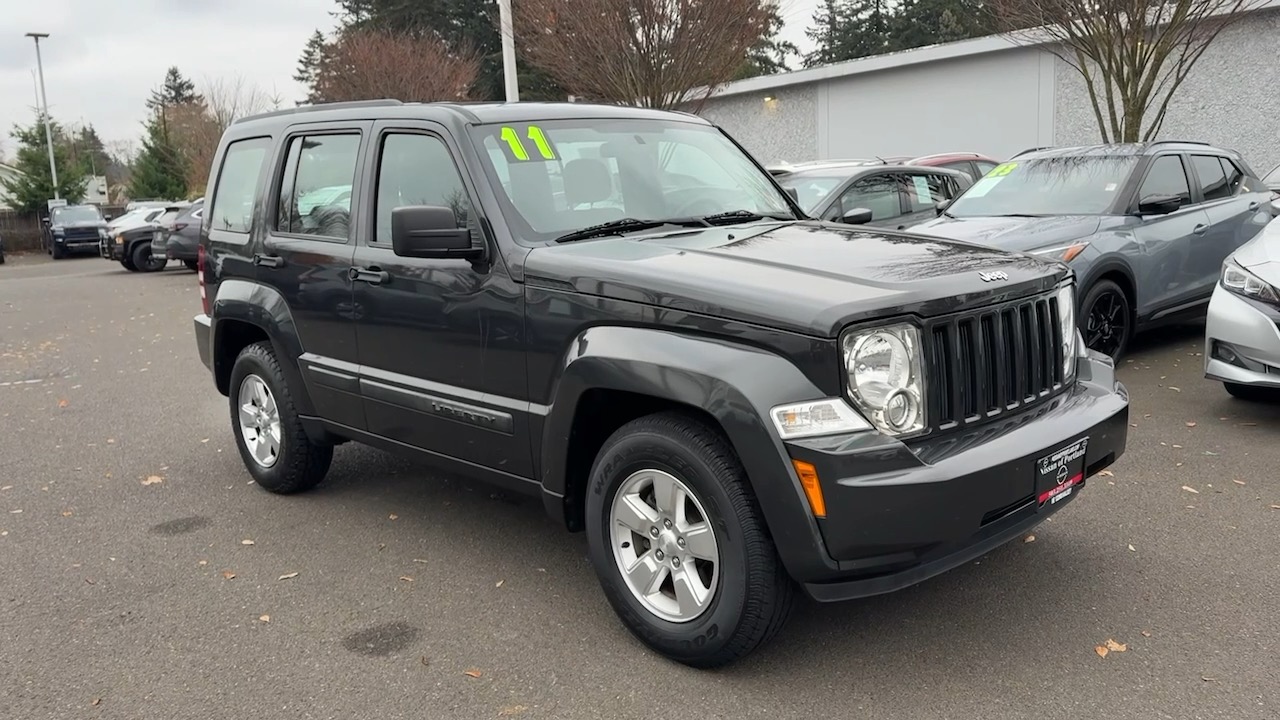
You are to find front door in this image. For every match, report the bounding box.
[824,173,909,229]
[351,121,534,479]
[259,123,368,430]
[1131,154,1211,317]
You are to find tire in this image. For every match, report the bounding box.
[131,241,166,273]
[585,411,795,668]
[120,256,138,272]
[1224,382,1280,402]
[51,242,65,260]
[228,341,333,493]
[183,259,198,271]
[1080,279,1132,359]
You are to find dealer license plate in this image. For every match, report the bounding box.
[1036,437,1088,506]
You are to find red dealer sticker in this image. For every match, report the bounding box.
[1036,437,1088,506]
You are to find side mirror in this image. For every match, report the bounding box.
[1137,193,1182,216]
[841,208,873,225]
[390,205,482,260]
[934,199,952,217]
[782,186,799,202]
[103,213,113,221]
[41,217,51,225]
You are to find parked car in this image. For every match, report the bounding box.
[1203,215,1280,400]
[106,206,167,235]
[194,100,1128,668]
[770,161,973,229]
[1264,162,1280,203]
[101,202,189,272]
[151,200,204,270]
[903,151,1003,182]
[44,204,110,259]
[911,142,1274,358]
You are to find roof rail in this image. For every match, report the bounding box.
[232,99,405,125]
[1012,146,1053,157]
[1149,140,1211,147]
[911,151,981,161]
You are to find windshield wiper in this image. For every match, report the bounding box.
[554,217,708,243]
[701,209,797,225]
[989,213,1048,218]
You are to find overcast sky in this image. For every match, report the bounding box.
[1,0,820,161]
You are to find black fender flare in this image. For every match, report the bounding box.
[539,326,841,580]
[209,278,315,417]
[1077,256,1138,316]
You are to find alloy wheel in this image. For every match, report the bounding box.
[1084,289,1128,357]
[237,374,282,468]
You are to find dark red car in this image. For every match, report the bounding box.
[889,152,1002,182]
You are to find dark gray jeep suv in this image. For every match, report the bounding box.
[193,100,1129,667]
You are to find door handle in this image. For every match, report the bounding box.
[1192,224,1208,236]
[253,253,284,268]
[349,266,390,285]
[897,225,906,230]
[1248,202,1260,211]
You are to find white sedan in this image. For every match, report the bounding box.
[1204,215,1280,400]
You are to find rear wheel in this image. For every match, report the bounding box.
[131,241,166,272]
[229,341,333,493]
[1225,382,1280,402]
[585,412,795,668]
[1081,280,1131,359]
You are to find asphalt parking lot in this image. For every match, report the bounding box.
[2,253,1278,720]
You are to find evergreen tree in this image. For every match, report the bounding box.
[127,116,188,201]
[805,0,994,67]
[805,0,854,67]
[887,0,993,52]
[147,67,202,112]
[0,114,88,213]
[737,6,801,79]
[294,30,328,105]
[66,124,111,178]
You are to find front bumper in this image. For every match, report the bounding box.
[57,236,103,253]
[99,236,124,260]
[194,314,213,372]
[1203,284,1280,388]
[784,352,1128,602]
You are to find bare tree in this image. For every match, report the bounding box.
[989,0,1266,143]
[311,29,479,103]
[513,0,776,110]
[168,76,282,194]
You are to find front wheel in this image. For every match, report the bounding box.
[229,342,333,493]
[585,412,795,668]
[51,242,65,260]
[1080,280,1132,359]
[131,242,166,272]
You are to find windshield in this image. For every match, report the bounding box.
[51,205,103,224]
[1265,163,1280,185]
[776,172,848,213]
[469,119,795,242]
[947,156,1139,217]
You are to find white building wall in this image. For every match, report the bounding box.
[698,84,819,165]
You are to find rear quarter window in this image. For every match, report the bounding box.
[210,137,271,235]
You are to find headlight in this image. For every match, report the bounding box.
[1056,283,1077,379]
[115,235,125,245]
[842,323,925,436]
[1030,242,1089,263]
[770,399,870,439]
[1222,260,1279,304]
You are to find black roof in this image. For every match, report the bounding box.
[232,99,709,129]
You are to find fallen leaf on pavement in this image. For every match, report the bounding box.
[1270,505,1280,510]
[0,486,10,491]
[1182,486,1200,494]
[464,669,483,678]
[91,698,100,706]
[61,511,73,517]
[141,476,163,486]
[1095,645,1109,658]
[420,655,430,667]
[496,579,505,587]
[1172,444,1183,449]
[1204,451,1219,456]
[106,438,115,444]
[259,614,270,623]
[399,576,414,582]
[222,570,236,580]
[1202,676,1217,682]
[1098,470,1114,477]
[1105,639,1128,652]
[57,399,68,408]
[388,513,399,520]
[1233,480,1246,486]
[200,438,209,443]
[1141,630,1152,637]
[241,539,255,546]
[1169,387,1181,392]
[1128,544,1135,552]
[198,560,208,566]
[1023,535,1036,543]
[499,706,528,716]
[1238,422,1257,427]
[412,558,428,564]
[278,572,299,580]
[1185,421,1196,427]
[9,509,22,514]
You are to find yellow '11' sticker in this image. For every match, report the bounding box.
[988,162,1018,177]
[500,125,557,161]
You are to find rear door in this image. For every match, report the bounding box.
[259,122,367,431]
[1186,154,1257,300]
[1130,154,1211,317]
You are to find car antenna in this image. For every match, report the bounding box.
[876,156,889,164]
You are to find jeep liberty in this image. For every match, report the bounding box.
[193,100,1129,667]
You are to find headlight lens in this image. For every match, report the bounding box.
[1056,283,1077,379]
[1030,242,1089,263]
[1222,260,1279,304]
[842,323,925,436]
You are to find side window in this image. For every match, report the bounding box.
[940,162,975,181]
[1191,155,1229,201]
[375,133,476,247]
[210,137,270,234]
[975,160,998,177]
[1220,157,1246,195]
[839,176,902,221]
[904,173,954,212]
[1138,155,1191,207]
[276,134,360,240]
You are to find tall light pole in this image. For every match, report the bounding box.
[497,0,519,102]
[26,32,60,200]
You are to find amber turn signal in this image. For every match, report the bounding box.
[792,459,826,518]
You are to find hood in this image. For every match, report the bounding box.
[54,220,108,231]
[1231,217,1280,285]
[524,221,1067,338]
[909,214,1103,254]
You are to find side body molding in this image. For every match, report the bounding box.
[538,326,842,579]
